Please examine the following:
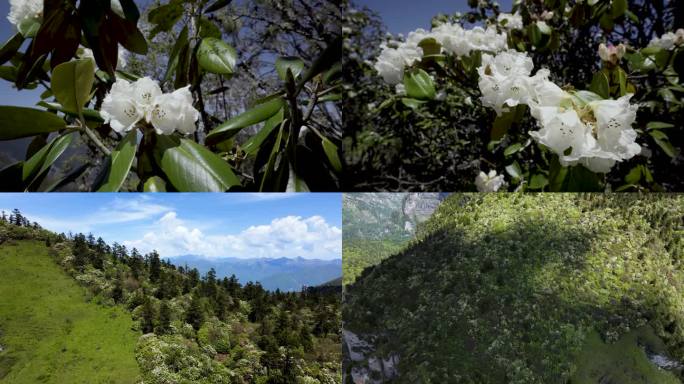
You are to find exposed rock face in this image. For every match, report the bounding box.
[402,193,443,231]
[343,330,399,384]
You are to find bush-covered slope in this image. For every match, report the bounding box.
[0,241,140,384]
[344,194,684,383]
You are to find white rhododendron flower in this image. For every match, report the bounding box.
[374,41,423,85]
[374,24,507,84]
[528,94,640,173]
[497,13,523,30]
[7,0,42,31]
[648,29,684,50]
[478,50,550,115]
[475,170,506,192]
[148,86,200,135]
[598,43,626,65]
[100,79,144,133]
[101,77,199,135]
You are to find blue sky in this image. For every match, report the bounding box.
[354,0,513,35]
[0,193,342,260]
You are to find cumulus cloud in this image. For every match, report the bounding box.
[123,212,342,260]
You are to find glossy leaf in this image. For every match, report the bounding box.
[259,123,285,192]
[404,69,435,100]
[51,59,96,116]
[163,26,189,84]
[286,166,310,192]
[41,163,89,192]
[155,135,240,192]
[504,143,523,157]
[97,130,138,192]
[505,161,522,180]
[275,56,304,81]
[118,0,141,22]
[23,133,75,187]
[321,137,342,173]
[589,71,610,99]
[0,33,24,66]
[528,174,548,190]
[646,121,674,130]
[242,108,284,156]
[197,37,237,75]
[0,106,66,140]
[206,97,285,144]
[37,101,103,122]
[400,98,427,109]
[649,130,677,158]
[143,176,167,192]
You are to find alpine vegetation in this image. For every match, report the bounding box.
[343,0,684,192]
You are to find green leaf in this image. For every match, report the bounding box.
[504,143,523,157]
[0,106,66,140]
[205,0,233,13]
[624,165,642,184]
[322,137,342,173]
[275,56,305,81]
[18,17,41,38]
[37,101,103,122]
[155,135,240,192]
[286,166,310,192]
[504,161,522,179]
[528,23,542,46]
[528,174,548,190]
[548,156,568,192]
[536,21,551,34]
[118,0,141,22]
[400,97,427,109]
[418,37,441,56]
[589,71,610,99]
[206,97,285,144]
[197,37,237,75]
[611,0,627,18]
[565,165,602,191]
[649,130,678,158]
[646,121,674,130]
[259,123,285,192]
[23,133,75,187]
[163,26,189,84]
[616,67,627,96]
[297,37,341,90]
[51,59,95,116]
[404,69,436,100]
[198,18,222,39]
[97,130,138,192]
[0,33,24,66]
[148,0,184,37]
[143,176,166,192]
[242,108,284,156]
[491,109,516,141]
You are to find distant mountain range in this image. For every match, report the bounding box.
[167,255,342,292]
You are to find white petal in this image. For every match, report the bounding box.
[132,77,163,107]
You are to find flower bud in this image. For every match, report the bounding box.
[598,43,625,65]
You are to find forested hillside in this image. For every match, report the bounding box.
[0,211,341,384]
[344,194,684,383]
[342,193,444,284]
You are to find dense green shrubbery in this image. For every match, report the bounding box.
[344,194,684,383]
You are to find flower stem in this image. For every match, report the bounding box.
[78,114,111,156]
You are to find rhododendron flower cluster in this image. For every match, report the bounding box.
[497,13,523,30]
[478,50,641,173]
[648,29,684,50]
[374,23,507,84]
[100,77,200,135]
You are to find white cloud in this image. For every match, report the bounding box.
[123,212,342,260]
[2,196,172,234]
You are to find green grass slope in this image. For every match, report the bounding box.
[344,194,684,383]
[0,241,140,384]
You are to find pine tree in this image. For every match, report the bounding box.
[149,251,161,283]
[185,294,204,331]
[140,296,156,334]
[157,300,172,335]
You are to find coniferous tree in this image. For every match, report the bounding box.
[157,300,172,335]
[186,294,204,331]
[140,296,156,334]
[149,251,161,283]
